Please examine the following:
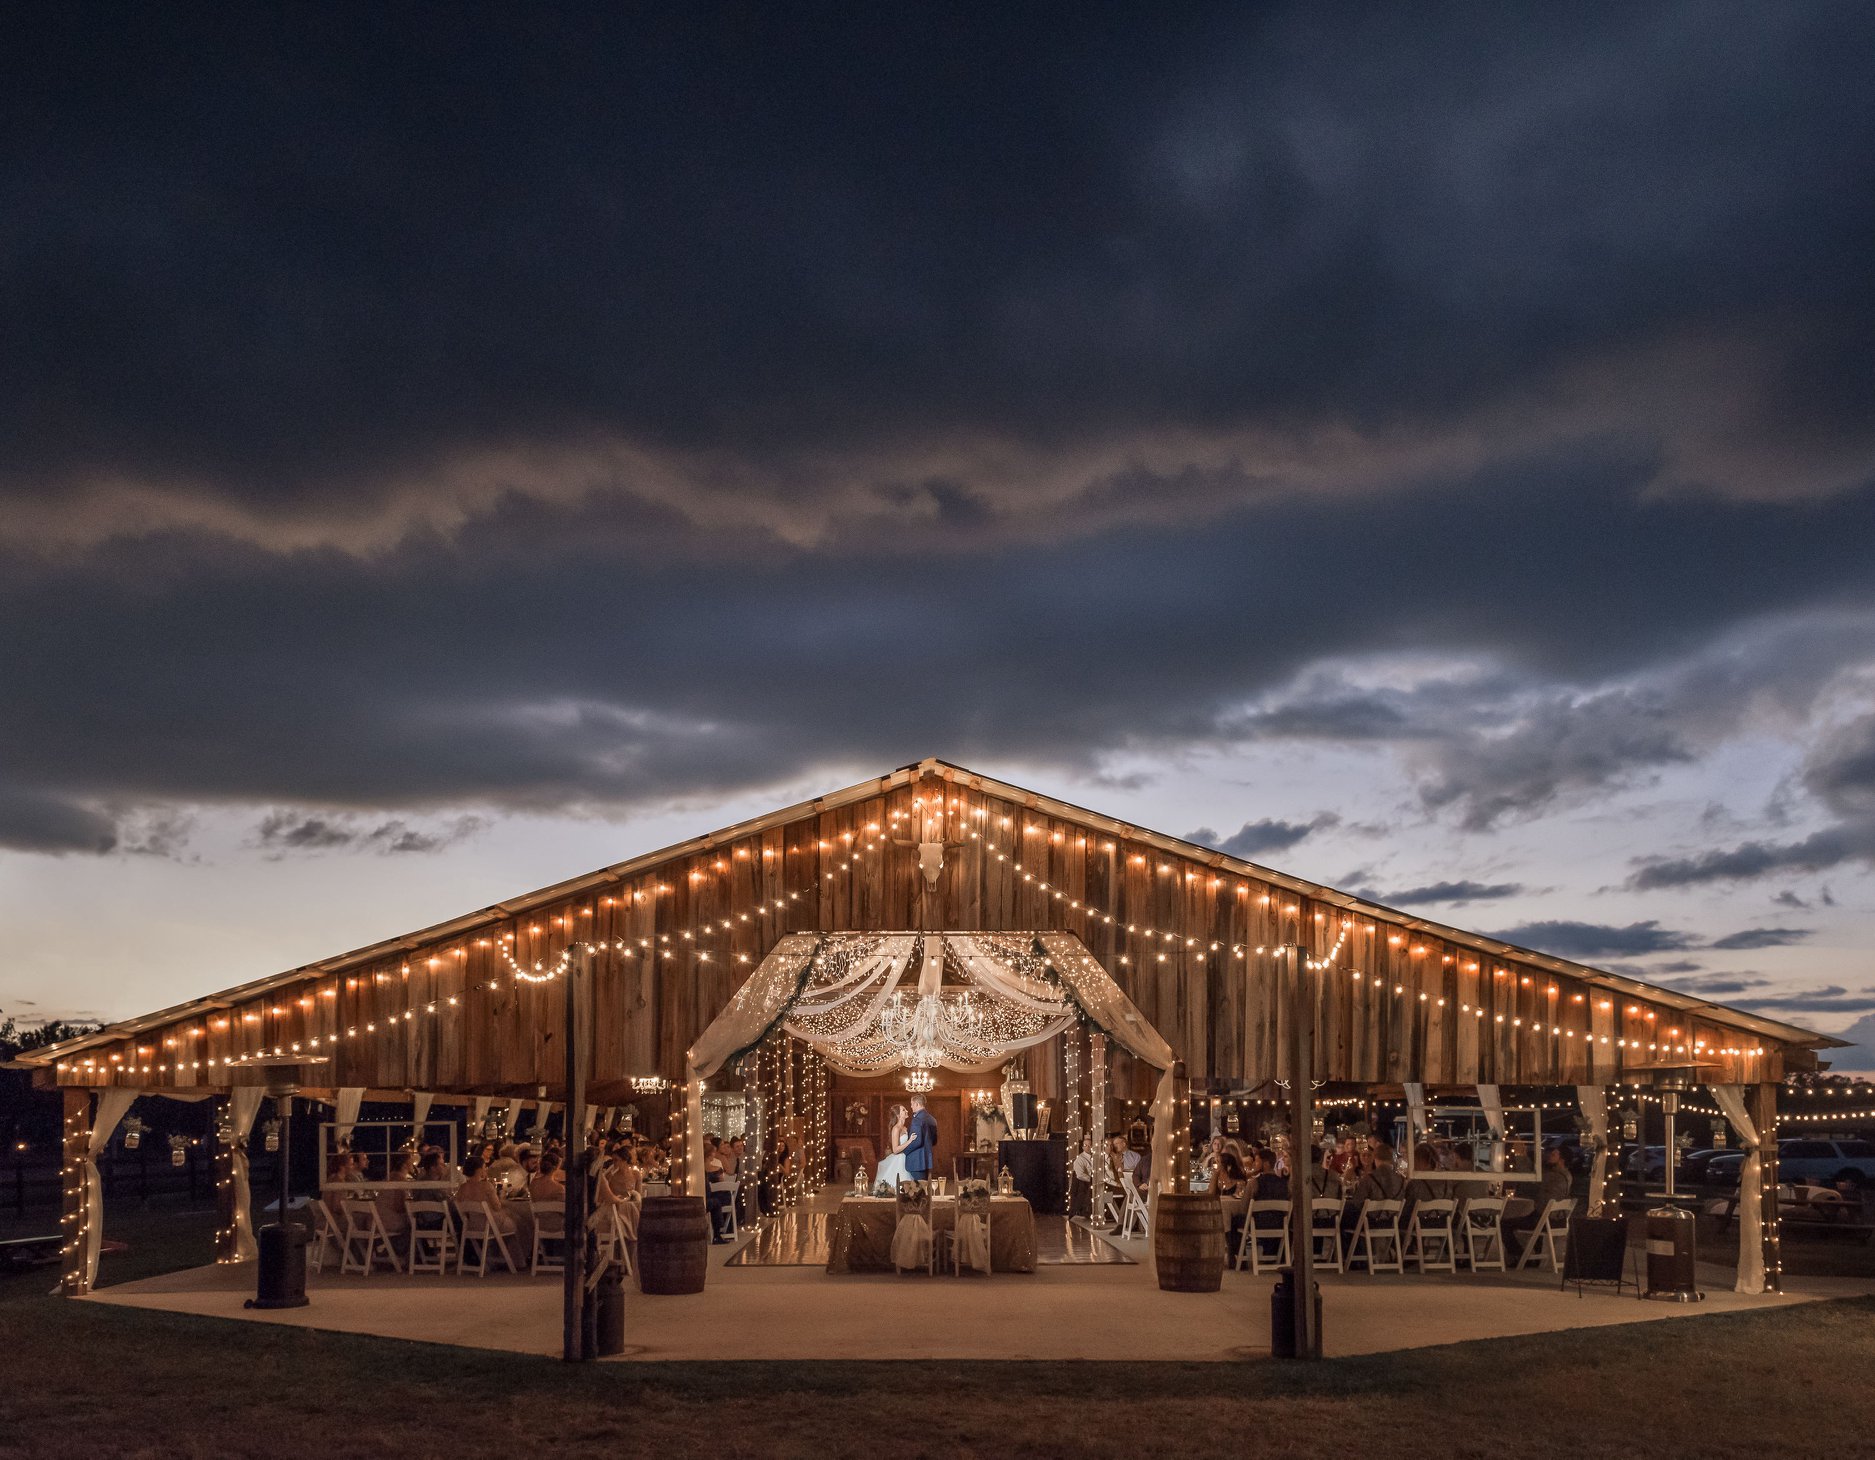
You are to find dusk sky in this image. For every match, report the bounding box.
[4,6,1874,1070]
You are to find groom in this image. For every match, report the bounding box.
[904,1094,939,1185]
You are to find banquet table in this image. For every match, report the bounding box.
[826,1195,1037,1273]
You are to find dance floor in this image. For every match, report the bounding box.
[726,1206,1133,1266]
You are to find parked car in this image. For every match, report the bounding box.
[1678,1148,1731,1185]
[1707,1138,1875,1188]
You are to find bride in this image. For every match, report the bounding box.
[874,1103,914,1193]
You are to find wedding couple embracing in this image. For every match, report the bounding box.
[874,1093,938,1192]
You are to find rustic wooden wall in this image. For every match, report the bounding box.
[48,765,1786,1096]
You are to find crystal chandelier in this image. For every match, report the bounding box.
[902,1069,936,1094]
[878,989,989,1070]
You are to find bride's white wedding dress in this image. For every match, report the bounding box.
[875,1133,911,1193]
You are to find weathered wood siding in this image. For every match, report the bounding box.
[48,766,1788,1096]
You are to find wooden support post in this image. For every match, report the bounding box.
[1286,945,1319,1360]
[213,1094,239,1264]
[59,1088,90,1296]
[562,945,594,1362]
[1750,1080,1781,1295]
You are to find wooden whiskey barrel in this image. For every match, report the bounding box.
[637,1195,710,1294]
[1154,1191,1226,1292]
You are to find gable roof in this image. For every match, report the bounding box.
[13,757,1840,1067]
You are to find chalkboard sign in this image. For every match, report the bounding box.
[1562,1216,1629,1294]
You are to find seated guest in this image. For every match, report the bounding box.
[1343,1141,1405,1245]
[1504,1146,1573,1243]
[1250,1147,1289,1203]
[374,1150,416,1236]
[416,1147,451,1186]
[453,1156,517,1236]
[1201,1134,1227,1182]
[1402,1142,1452,1227]
[511,1145,542,1195]
[529,1150,567,1203]
[1069,1134,1099,1217]
[486,1142,523,1191]
[1324,1134,1358,1181]
[705,1146,735,1242]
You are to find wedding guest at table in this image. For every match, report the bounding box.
[416,1146,451,1186]
[1213,1148,1251,1247]
[1201,1134,1227,1181]
[1504,1145,1572,1244]
[486,1142,523,1191]
[1250,1146,1289,1202]
[705,1144,735,1242]
[529,1149,567,1202]
[512,1146,542,1195]
[1069,1134,1099,1217]
[453,1155,518,1239]
[375,1149,416,1238]
[1402,1142,1452,1227]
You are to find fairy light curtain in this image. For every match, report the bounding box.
[685,931,1181,1214]
[1706,1083,1765,1294]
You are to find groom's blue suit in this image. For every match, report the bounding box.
[904,1106,938,1182]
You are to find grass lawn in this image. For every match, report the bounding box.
[1,1206,1870,1459]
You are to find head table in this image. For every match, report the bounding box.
[826,1194,1037,1273]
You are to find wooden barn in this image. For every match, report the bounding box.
[19,758,1835,1294]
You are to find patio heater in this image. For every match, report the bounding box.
[1631,1060,1719,1304]
[242,1055,324,1311]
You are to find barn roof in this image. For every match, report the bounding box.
[13,757,1841,1068]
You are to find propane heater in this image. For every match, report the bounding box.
[1628,1059,1722,1303]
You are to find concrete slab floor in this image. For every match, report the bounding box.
[83,1234,1875,1363]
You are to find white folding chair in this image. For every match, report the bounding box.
[1352,1199,1404,1274]
[531,1201,567,1275]
[1239,1200,1292,1274]
[339,1198,402,1274]
[593,1200,636,1277]
[406,1200,456,1276]
[1461,1197,1506,1272]
[1309,1197,1345,1273]
[719,1179,739,1239]
[1092,1176,1122,1229]
[1405,1199,1457,1273]
[1514,1198,1576,1271]
[455,1200,518,1276]
[1119,1171,1151,1239]
[308,1199,345,1273]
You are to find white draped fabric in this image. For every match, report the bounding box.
[410,1091,434,1138]
[684,930,1181,1260]
[334,1087,365,1145]
[470,1095,493,1132]
[1477,1084,1507,1172]
[81,1089,138,1290]
[1576,1086,1611,1216]
[1707,1084,1765,1294]
[1403,1082,1427,1154]
[225,1085,267,1261]
[504,1097,525,1137]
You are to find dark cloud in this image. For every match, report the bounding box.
[1738,986,1875,1017]
[1356,880,1526,907]
[1187,815,1339,860]
[1659,971,1768,997]
[253,811,486,859]
[1707,927,1813,951]
[1489,919,1698,960]
[1629,712,1875,887]
[0,4,1873,867]
[1772,891,1810,909]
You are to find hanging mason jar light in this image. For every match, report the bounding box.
[121,1116,145,1151]
[262,1118,282,1154]
[169,1134,189,1167]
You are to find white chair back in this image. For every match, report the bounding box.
[1353,1198,1404,1274]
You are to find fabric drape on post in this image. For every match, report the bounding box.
[225,1085,266,1261]
[1575,1086,1611,1216]
[80,1089,138,1291]
[1037,933,1177,1277]
[1477,1084,1507,1171]
[334,1088,365,1145]
[410,1091,434,1138]
[470,1096,493,1133]
[504,1097,526,1138]
[1403,1082,1427,1153]
[1707,1084,1764,1294]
